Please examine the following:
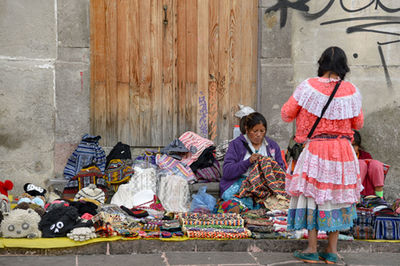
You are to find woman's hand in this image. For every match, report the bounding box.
[249,153,262,164]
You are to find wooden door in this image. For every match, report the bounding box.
[91,0,258,147]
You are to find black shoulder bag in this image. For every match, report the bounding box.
[287,80,342,161]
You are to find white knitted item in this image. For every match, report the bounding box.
[158,174,189,213]
[110,167,157,208]
[74,184,105,204]
[67,227,96,241]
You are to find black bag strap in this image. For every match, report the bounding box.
[243,141,254,155]
[307,80,342,139]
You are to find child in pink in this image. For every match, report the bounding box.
[353,130,385,197]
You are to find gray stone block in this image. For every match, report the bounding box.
[165,251,257,265]
[259,61,294,147]
[109,240,197,254]
[0,60,55,196]
[260,8,292,59]
[55,61,90,143]
[0,0,56,58]
[57,0,90,48]
[58,47,90,63]
[79,254,165,266]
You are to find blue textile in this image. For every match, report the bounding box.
[221,177,261,210]
[63,134,106,180]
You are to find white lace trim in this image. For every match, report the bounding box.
[293,79,362,120]
[293,148,359,185]
[285,146,363,205]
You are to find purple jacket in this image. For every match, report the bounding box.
[220,134,285,195]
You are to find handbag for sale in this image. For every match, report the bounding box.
[286,80,342,161]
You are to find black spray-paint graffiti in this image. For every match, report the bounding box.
[265,0,400,88]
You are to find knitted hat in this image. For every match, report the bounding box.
[74,184,105,204]
[23,183,46,197]
[0,180,13,197]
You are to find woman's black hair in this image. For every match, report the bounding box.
[317,46,350,80]
[239,115,247,134]
[353,130,362,147]
[243,112,267,133]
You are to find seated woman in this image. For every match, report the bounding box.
[220,112,285,210]
[353,130,385,198]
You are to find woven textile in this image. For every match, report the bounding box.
[238,156,286,201]
[194,159,221,182]
[179,131,214,166]
[156,154,196,183]
[374,216,400,240]
[181,212,249,239]
[180,212,244,228]
[186,229,250,239]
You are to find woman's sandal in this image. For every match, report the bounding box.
[319,252,338,264]
[293,250,321,263]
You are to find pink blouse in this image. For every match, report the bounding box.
[281,77,364,143]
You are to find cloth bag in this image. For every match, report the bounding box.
[105,159,134,192]
[62,165,108,201]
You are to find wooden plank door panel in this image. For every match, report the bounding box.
[90,0,258,147]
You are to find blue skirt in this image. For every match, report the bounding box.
[287,194,357,232]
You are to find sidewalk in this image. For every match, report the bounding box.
[1,238,399,256]
[1,251,400,266]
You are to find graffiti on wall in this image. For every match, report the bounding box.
[208,72,226,141]
[265,0,400,87]
[198,91,208,138]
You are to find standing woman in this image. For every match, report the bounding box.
[281,47,364,264]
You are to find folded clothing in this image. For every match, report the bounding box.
[121,205,148,218]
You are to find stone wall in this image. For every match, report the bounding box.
[0,0,91,196]
[260,0,400,201]
[1,0,399,201]
[0,0,57,195]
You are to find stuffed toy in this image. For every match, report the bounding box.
[39,205,79,237]
[1,208,42,238]
[0,179,13,213]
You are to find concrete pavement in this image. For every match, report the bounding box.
[1,252,400,266]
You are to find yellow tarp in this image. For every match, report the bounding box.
[0,236,122,249]
[0,235,243,249]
